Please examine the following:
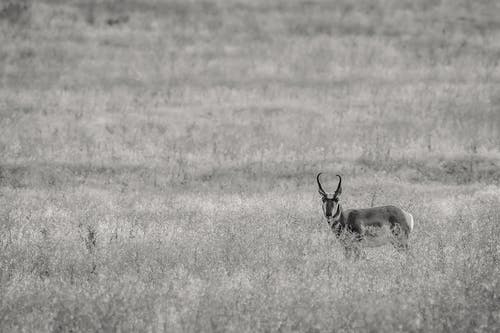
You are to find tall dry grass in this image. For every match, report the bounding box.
[1,183,499,331]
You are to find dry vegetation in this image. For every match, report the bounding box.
[1,0,500,332]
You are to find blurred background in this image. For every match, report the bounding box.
[1,0,499,190]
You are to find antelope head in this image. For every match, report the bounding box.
[317,173,342,225]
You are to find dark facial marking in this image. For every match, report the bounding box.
[325,200,333,217]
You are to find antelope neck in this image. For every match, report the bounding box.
[328,204,345,237]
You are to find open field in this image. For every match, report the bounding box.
[1,0,500,332]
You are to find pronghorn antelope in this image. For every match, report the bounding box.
[317,173,414,258]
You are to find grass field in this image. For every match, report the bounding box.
[1,0,500,332]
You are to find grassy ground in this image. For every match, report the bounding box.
[1,0,500,332]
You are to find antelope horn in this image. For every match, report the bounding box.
[317,173,327,196]
[334,175,342,197]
